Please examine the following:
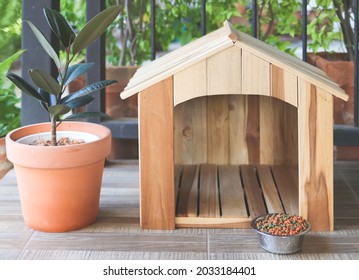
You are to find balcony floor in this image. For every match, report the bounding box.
[0,160,358,260]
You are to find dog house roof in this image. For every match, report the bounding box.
[121,21,348,101]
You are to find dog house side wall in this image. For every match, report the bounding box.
[298,79,334,231]
[138,76,175,230]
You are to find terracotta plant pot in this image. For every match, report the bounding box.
[106,66,139,160]
[68,66,139,160]
[68,66,139,118]
[5,122,111,232]
[0,137,13,179]
[307,52,354,125]
[105,66,139,118]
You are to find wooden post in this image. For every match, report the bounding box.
[139,77,175,229]
[298,79,334,231]
[21,0,59,125]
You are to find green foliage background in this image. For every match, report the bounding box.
[0,50,24,137]
[0,1,353,67]
[0,0,22,61]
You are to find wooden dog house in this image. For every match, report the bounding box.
[121,21,348,231]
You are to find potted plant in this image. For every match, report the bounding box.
[304,0,355,126]
[5,5,121,232]
[0,50,24,179]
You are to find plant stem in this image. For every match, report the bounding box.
[59,50,72,100]
[334,0,354,61]
[50,49,73,146]
[51,116,57,146]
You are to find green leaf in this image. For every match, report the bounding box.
[61,63,94,87]
[29,69,61,95]
[64,111,110,120]
[61,80,116,104]
[26,21,61,69]
[37,88,51,106]
[0,50,25,81]
[37,88,56,112]
[48,104,71,117]
[63,94,94,109]
[44,7,76,49]
[0,84,20,136]
[6,72,47,102]
[40,101,49,112]
[72,6,121,55]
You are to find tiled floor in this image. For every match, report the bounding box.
[0,160,358,260]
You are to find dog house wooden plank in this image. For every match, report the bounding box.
[290,165,298,183]
[283,105,298,166]
[175,216,252,228]
[207,96,229,164]
[185,97,207,164]
[176,165,199,217]
[259,96,286,164]
[271,65,298,107]
[229,95,248,164]
[298,79,334,231]
[199,164,220,217]
[174,60,207,106]
[139,77,175,230]
[240,165,266,218]
[218,165,248,218]
[242,50,270,96]
[271,165,298,215]
[174,97,208,164]
[207,47,242,96]
[259,96,298,165]
[257,165,284,213]
[246,96,260,164]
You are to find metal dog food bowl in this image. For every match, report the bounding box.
[251,215,311,254]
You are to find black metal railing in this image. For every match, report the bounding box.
[147,0,359,145]
[21,0,359,145]
[354,0,359,127]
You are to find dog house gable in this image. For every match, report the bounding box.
[121,22,348,231]
[122,21,347,105]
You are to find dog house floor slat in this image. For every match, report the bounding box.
[256,165,284,213]
[218,165,247,217]
[175,164,298,228]
[240,165,267,218]
[176,165,198,217]
[271,165,299,214]
[174,165,183,207]
[199,164,220,218]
